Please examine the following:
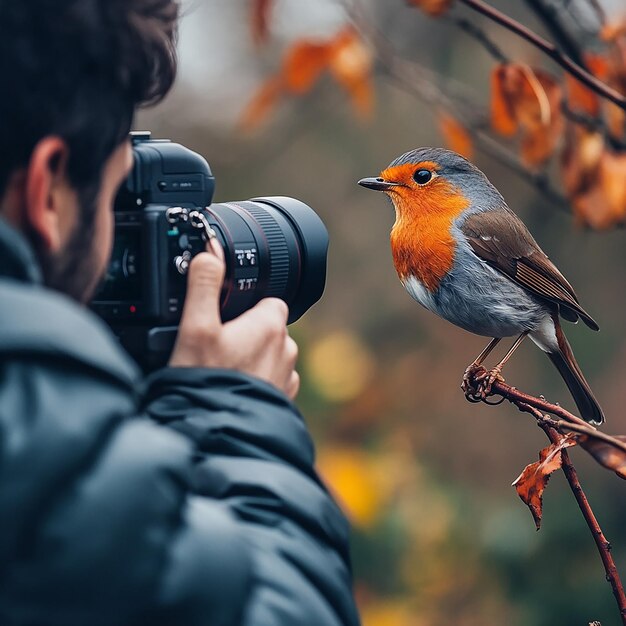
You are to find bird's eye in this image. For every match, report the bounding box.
[413,169,433,185]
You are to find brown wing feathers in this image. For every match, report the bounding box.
[462,209,599,331]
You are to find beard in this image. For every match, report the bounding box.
[31,189,104,304]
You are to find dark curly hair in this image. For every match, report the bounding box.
[0,0,179,199]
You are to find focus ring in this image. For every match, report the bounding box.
[239,203,290,298]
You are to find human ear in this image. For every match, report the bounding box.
[24,137,78,253]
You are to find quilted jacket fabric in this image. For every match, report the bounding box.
[0,218,359,626]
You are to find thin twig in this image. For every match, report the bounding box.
[541,423,626,625]
[445,5,626,151]
[486,377,626,455]
[447,14,509,63]
[466,373,626,623]
[458,0,626,111]
[344,1,573,210]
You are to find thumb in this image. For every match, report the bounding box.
[179,239,226,331]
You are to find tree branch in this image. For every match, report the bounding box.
[541,422,626,625]
[457,0,626,111]
[343,1,573,209]
[523,0,586,67]
[465,370,626,623]
[478,375,626,455]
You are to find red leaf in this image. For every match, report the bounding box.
[512,434,577,530]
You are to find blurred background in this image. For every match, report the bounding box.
[138,1,626,623]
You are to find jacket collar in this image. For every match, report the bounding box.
[0,217,43,284]
[0,217,139,389]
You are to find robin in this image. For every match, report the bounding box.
[358,147,604,424]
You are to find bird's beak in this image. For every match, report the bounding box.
[357,177,399,191]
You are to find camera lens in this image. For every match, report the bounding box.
[205,197,328,324]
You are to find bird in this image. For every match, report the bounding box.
[358,147,604,424]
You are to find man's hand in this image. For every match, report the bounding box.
[169,239,300,399]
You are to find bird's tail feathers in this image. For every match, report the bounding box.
[547,323,605,425]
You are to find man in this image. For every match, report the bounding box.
[0,1,359,625]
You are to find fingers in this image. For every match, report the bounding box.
[285,370,300,400]
[179,240,226,332]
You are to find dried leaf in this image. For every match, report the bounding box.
[570,149,626,229]
[407,0,454,17]
[491,65,518,136]
[580,435,626,479]
[565,74,600,117]
[606,101,626,140]
[512,434,578,530]
[438,112,474,159]
[239,76,283,132]
[599,151,626,219]
[600,20,626,43]
[250,0,273,46]
[491,64,562,165]
[560,124,603,198]
[328,27,374,119]
[283,40,331,95]
[518,67,563,166]
[565,53,609,117]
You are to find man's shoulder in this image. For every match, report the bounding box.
[0,279,139,388]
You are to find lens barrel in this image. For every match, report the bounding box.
[206,197,328,324]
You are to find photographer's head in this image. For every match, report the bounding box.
[0,0,179,302]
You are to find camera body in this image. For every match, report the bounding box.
[92,132,328,368]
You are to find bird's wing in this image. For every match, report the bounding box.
[460,207,599,330]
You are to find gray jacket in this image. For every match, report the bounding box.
[0,218,359,626]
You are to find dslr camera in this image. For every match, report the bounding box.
[92,132,328,368]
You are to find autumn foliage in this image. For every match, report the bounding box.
[245,0,626,230]
[243,0,626,622]
[241,24,373,131]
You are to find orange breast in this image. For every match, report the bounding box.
[389,179,470,292]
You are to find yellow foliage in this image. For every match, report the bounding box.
[306,330,375,402]
[317,446,381,529]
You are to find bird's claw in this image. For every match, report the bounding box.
[462,365,505,403]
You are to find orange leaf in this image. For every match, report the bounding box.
[407,0,454,17]
[491,64,518,136]
[238,76,283,132]
[599,151,626,219]
[512,434,578,530]
[282,40,332,95]
[522,69,563,165]
[606,101,626,140]
[561,124,604,198]
[491,64,562,166]
[580,435,626,479]
[250,0,273,46]
[438,112,474,159]
[565,74,600,117]
[565,53,609,117]
[328,27,374,119]
[600,20,626,43]
[571,147,626,230]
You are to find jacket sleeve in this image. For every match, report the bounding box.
[0,356,252,626]
[142,368,360,626]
